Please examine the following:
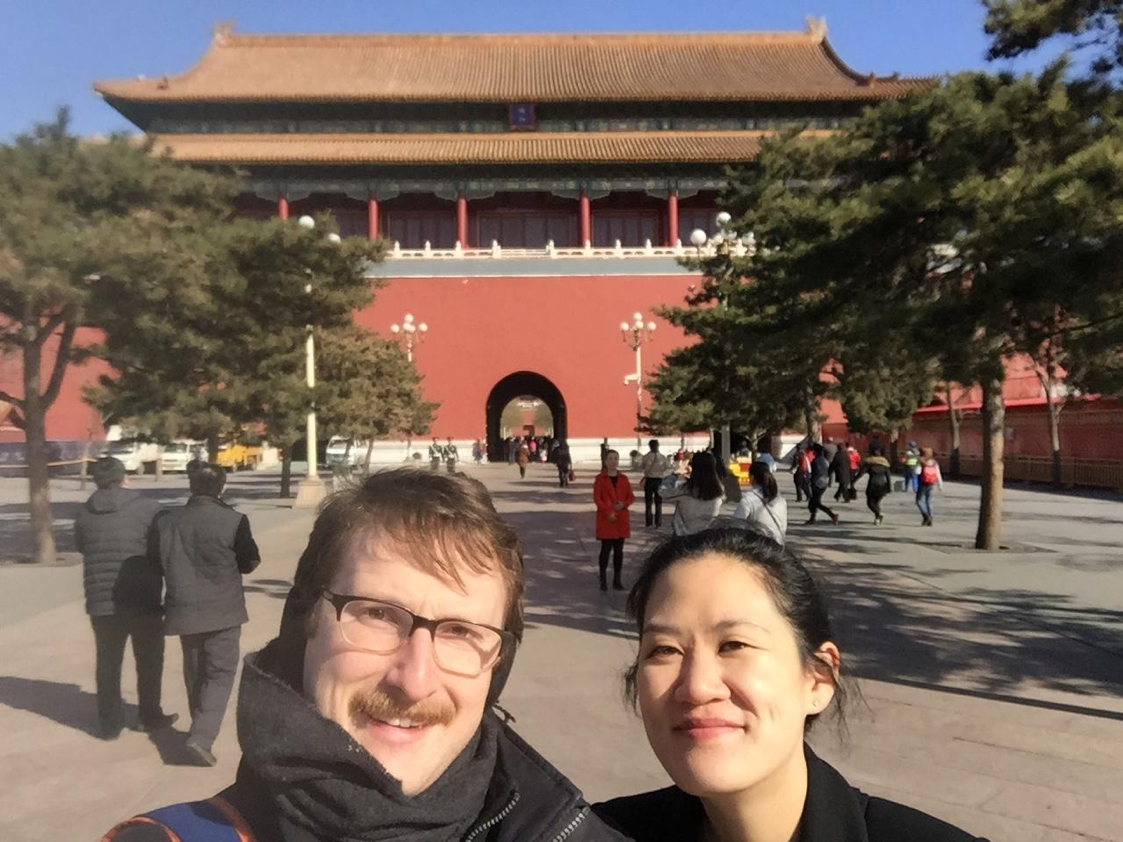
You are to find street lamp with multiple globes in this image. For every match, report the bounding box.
[294,215,340,508]
[621,312,657,451]
[389,313,428,362]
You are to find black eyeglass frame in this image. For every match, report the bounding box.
[320,589,515,674]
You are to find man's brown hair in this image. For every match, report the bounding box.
[288,468,524,641]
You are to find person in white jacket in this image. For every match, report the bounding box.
[662,451,725,536]
[733,460,788,545]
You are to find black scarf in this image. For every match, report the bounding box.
[235,639,505,842]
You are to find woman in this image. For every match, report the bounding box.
[555,439,573,488]
[516,440,531,478]
[594,528,987,842]
[807,443,839,525]
[733,460,788,545]
[915,446,944,526]
[852,441,893,525]
[593,449,635,591]
[662,451,725,536]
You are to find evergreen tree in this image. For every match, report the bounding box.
[985,0,1123,75]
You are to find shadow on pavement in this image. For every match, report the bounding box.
[0,675,107,737]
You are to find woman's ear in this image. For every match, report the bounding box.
[807,641,840,714]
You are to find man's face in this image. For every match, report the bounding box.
[303,533,507,795]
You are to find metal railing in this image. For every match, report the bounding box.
[384,239,750,261]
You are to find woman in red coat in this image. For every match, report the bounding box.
[593,449,635,591]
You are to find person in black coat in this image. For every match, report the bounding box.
[594,528,988,842]
[74,457,176,739]
[831,441,853,502]
[155,462,260,765]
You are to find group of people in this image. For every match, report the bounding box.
[428,437,460,472]
[76,456,259,767]
[501,433,557,466]
[104,467,985,841]
[792,439,945,526]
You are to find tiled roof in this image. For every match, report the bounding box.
[150,130,811,164]
[96,27,931,104]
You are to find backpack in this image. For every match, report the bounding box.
[102,795,254,841]
[920,462,939,486]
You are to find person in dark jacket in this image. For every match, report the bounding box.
[852,441,894,524]
[594,528,987,842]
[74,457,176,739]
[104,469,629,842]
[807,443,839,525]
[555,439,573,488]
[831,440,853,502]
[155,462,260,766]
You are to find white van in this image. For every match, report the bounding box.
[326,436,368,467]
[160,440,203,473]
[104,440,160,474]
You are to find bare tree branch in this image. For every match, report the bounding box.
[0,388,25,410]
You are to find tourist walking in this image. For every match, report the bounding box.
[733,460,788,545]
[915,446,944,525]
[852,441,893,524]
[516,440,531,478]
[428,437,443,471]
[555,439,573,488]
[662,451,725,536]
[154,463,260,766]
[593,449,635,590]
[846,442,861,501]
[831,441,853,502]
[471,438,483,464]
[807,443,840,525]
[792,442,812,502]
[641,439,669,528]
[902,440,921,491]
[74,457,176,740]
[444,437,459,473]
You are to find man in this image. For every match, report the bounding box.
[156,462,260,766]
[807,443,840,525]
[831,440,853,503]
[105,470,627,842]
[640,439,669,528]
[429,437,444,471]
[444,437,459,473]
[74,457,175,739]
[791,442,812,503]
[903,440,921,492]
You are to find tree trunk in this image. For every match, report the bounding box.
[946,384,961,479]
[1035,358,1064,487]
[154,444,164,480]
[975,375,1006,550]
[802,391,821,444]
[207,433,220,463]
[280,447,294,498]
[364,439,375,472]
[889,428,900,471]
[23,343,57,564]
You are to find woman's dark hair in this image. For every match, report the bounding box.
[685,451,724,501]
[749,461,778,502]
[869,441,885,457]
[623,528,848,732]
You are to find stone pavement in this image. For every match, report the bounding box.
[0,464,1120,841]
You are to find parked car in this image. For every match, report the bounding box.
[104,440,160,474]
[160,440,203,473]
[326,436,369,467]
[216,442,262,472]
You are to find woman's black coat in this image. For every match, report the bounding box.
[594,745,987,842]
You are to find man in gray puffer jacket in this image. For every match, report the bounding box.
[75,457,177,739]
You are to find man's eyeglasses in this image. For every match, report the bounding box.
[320,590,514,677]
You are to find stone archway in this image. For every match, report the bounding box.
[485,371,568,461]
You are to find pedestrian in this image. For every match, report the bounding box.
[852,441,893,524]
[428,437,443,471]
[593,449,635,591]
[555,439,573,488]
[595,528,988,842]
[846,442,861,501]
[528,437,538,462]
[791,442,812,503]
[662,451,725,537]
[74,457,176,740]
[444,437,458,474]
[106,470,627,842]
[807,443,840,525]
[154,463,260,766]
[471,438,483,464]
[733,460,788,545]
[903,440,921,492]
[640,439,669,528]
[754,449,778,473]
[822,438,839,482]
[831,441,853,503]
[504,436,514,464]
[599,437,609,470]
[915,446,944,526]
[516,440,530,478]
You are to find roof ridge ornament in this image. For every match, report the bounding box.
[805,16,828,40]
[213,20,235,44]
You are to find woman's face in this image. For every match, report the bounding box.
[605,452,619,471]
[635,553,836,797]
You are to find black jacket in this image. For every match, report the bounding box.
[595,745,986,842]
[155,495,260,636]
[74,487,163,617]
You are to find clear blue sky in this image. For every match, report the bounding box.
[4,0,1064,139]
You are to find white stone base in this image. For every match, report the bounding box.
[293,477,327,508]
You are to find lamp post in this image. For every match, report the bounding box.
[687,212,755,466]
[621,312,656,451]
[294,215,340,508]
[390,312,428,362]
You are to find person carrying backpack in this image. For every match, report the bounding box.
[852,441,893,525]
[915,446,944,526]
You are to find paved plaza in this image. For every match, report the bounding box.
[0,463,1120,841]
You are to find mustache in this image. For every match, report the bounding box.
[349,687,455,728]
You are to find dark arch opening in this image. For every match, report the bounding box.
[485,371,568,461]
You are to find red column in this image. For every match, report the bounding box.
[456,190,469,248]
[666,190,679,246]
[277,195,289,220]
[368,193,379,241]
[579,190,591,247]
